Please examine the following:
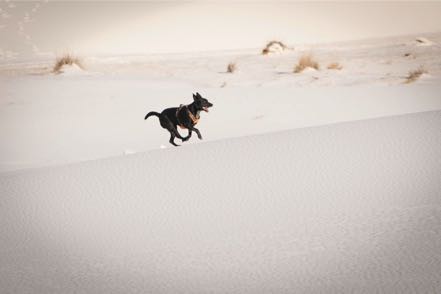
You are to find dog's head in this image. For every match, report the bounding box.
[192,92,213,112]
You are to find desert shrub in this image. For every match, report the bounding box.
[405,66,428,83]
[227,62,237,73]
[262,40,287,55]
[294,54,319,73]
[327,62,342,70]
[415,37,433,46]
[53,54,83,73]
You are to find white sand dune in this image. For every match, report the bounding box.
[1,32,441,172]
[2,2,441,292]
[53,63,86,76]
[1,110,441,293]
[2,2,441,58]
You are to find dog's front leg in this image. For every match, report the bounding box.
[182,129,192,142]
[189,127,203,140]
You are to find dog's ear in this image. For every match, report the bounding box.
[196,92,202,98]
[193,93,197,100]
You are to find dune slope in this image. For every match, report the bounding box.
[1,110,441,293]
[2,32,441,172]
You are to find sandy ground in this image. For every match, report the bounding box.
[1,31,441,293]
[1,110,440,293]
[1,33,441,172]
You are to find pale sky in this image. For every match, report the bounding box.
[1,1,441,60]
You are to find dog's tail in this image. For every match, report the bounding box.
[144,111,160,120]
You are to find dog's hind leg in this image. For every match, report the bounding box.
[169,126,185,146]
[160,116,185,144]
[170,126,185,141]
[169,133,180,146]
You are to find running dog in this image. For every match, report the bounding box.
[144,92,213,146]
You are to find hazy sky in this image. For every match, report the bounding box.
[1,1,441,60]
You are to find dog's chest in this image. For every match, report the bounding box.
[190,111,200,125]
[177,106,200,128]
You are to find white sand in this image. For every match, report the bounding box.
[1,110,440,293]
[1,33,441,172]
[1,28,441,292]
[2,2,441,58]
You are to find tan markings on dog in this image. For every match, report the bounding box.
[187,110,199,124]
[177,104,199,129]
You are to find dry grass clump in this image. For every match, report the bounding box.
[227,62,237,73]
[294,54,319,73]
[415,37,433,46]
[405,66,428,83]
[262,40,287,55]
[403,52,416,59]
[327,62,343,70]
[53,54,83,73]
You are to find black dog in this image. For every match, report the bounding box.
[144,92,213,146]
